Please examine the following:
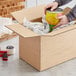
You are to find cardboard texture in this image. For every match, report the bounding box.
[0,32,17,42]
[6,5,76,71]
[0,0,25,18]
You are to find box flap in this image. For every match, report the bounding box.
[6,23,39,37]
[6,23,76,37]
[45,24,76,37]
[11,5,46,24]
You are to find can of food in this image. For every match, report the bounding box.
[45,8,63,31]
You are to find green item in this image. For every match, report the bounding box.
[49,24,55,32]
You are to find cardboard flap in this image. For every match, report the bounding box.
[6,23,39,37]
[46,24,76,36]
[11,5,46,24]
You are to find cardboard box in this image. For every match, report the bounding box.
[0,0,25,18]
[0,0,25,6]
[6,5,76,71]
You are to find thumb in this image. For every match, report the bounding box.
[51,6,56,11]
[58,16,63,19]
[53,22,61,29]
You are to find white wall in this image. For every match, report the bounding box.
[25,0,54,8]
[25,0,76,8]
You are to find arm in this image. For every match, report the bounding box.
[66,5,76,21]
[54,5,76,28]
[55,0,72,6]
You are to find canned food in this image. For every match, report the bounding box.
[46,11,63,25]
[45,8,63,31]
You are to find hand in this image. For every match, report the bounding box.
[44,2,58,13]
[53,15,69,28]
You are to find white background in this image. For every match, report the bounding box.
[25,0,54,8]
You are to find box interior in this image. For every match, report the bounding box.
[6,5,76,38]
[11,5,46,24]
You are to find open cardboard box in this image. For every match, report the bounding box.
[6,5,76,71]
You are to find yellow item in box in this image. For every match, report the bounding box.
[46,11,63,25]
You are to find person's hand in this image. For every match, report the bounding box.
[53,15,69,28]
[44,2,59,13]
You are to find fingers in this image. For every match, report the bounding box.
[53,16,63,28]
[55,15,69,28]
[57,22,62,26]
[58,16,63,19]
[53,22,62,29]
[44,2,58,14]
[44,4,52,14]
[51,6,57,11]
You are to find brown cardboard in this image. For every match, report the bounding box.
[0,0,25,17]
[0,0,24,6]
[7,23,39,37]
[19,36,41,70]
[6,5,76,71]
[11,5,46,24]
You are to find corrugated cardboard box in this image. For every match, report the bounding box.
[0,0,25,17]
[6,5,76,71]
